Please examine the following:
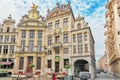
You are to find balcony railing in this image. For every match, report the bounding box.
[52,42,62,48]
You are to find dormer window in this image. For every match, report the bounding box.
[55,20,60,27]
[7,27,10,32]
[48,22,52,29]
[63,18,68,26]
[78,23,81,29]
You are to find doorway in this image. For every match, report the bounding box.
[55,62,59,72]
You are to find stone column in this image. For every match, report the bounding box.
[13,54,19,73]
[26,30,29,51]
[24,56,27,72]
[34,30,38,51]
[89,60,95,80]
[18,30,21,51]
[33,56,36,73]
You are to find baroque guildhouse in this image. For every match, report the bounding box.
[46,2,95,79]
[0,15,17,73]
[13,4,46,74]
[105,0,120,77]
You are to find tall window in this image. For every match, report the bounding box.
[63,18,68,26]
[48,50,52,55]
[5,36,9,43]
[73,34,76,42]
[84,32,87,41]
[55,20,60,27]
[80,45,83,53]
[10,46,14,54]
[21,40,25,51]
[19,57,24,69]
[85,44,88,52]
[55,48,60,54]
[55,36,59,43]
[77,33,82,43]
[73,46,76,53]
[28,56,33,64]
[3,45,8,54]
[0,35,3,43]
[38,30,42,38]
[22,30,26,38]
[48,36,52,46]
[64,48,68,54]
[36,57,41,69]
[38,41,42,52]
[7,27,10,32]
[64,59,69,68]
[0,46,2,54]
[63,34,68,43]
[30,30,35,38]
[48,22,52,29]
[11,36,15,43]
[29,40,34,52]
[47,60,52,68]
[78,23,81,29]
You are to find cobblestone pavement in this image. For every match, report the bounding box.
[95,72,120,80]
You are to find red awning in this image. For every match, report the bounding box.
[0,62,12,65]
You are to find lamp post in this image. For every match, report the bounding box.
[65,62,70,80]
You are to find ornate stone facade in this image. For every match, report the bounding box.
[0,2,95,79]
[0,15,17,73]
[105,0,120,77]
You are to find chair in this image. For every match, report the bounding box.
[33,71,41,80]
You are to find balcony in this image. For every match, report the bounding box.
[2,54,8,58]
[52,42,62,48]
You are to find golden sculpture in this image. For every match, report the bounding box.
[31,3,38,10]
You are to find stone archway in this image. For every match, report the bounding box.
[74,59,89,76]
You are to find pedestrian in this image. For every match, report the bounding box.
[52,72,56,80]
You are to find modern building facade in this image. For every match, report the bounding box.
[105,0,120,77]
[0,2,96,79]
[0,15,17,73]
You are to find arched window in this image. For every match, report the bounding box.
[7,27,10,32]
[78,23,81,29]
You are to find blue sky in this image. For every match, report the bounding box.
[0,0,107,61]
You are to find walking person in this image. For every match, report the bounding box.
[52,72,56,80]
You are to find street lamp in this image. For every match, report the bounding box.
[65,62,70,80]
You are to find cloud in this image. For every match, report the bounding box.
[0,0,107,61]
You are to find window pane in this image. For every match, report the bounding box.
[29,40,34,52]
[48,36,52,46]
[38,41,42,52]
[30,30,35,38]
[47,60,52,68]
[3,45,8,54]
[22,30,26,38]
[85,44,88,52]
[21,40,25,51]
[36,57,41,69]
[19,57,24,69]
[10,46,14,54]
[64,59,69,68]
[11,36,16,43]
[38,30,42,38]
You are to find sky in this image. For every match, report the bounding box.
[0,0,107,61]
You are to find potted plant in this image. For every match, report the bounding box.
[29,64,35,77]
